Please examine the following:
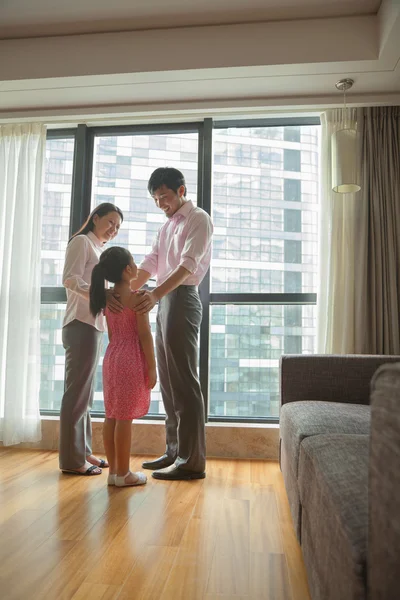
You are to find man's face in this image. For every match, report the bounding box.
[152,184,185,218]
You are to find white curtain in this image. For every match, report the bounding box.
[0,123,46,445]
[317,109,360,353]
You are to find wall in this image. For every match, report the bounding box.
[1,419,280,460]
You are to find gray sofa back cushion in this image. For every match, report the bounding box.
[369,362,400,600]
[280,355,400,407]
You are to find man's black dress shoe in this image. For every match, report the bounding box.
[152,465,206,480]
[142,454,176,470]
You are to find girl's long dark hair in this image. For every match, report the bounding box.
[69,203,124,243]
[90,247,133,317]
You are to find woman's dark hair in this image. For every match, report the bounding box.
[147,167,187,197]
[69,203,123,242]
[89,246,132,317]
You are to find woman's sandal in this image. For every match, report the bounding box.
[62,465,102,476]
[107,474,116,486]
[87,456,109,469]
[115,471,147,487]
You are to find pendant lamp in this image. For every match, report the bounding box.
[331,79,361,194]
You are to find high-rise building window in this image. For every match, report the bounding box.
[284,149,301,172]
[284,178,301,202]
[284,126,301,143]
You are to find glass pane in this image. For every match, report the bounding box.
[91,132,199,415]
[91,133,198,264]
[209,304,316,418]
[211,126,319,293]
[39,303,165,414]
[40,303,66,411]
[42,137,75,286]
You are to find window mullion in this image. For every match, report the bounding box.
[198,118,213,421]
[70,124,94,237]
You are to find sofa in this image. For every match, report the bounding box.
[279,354,400,600]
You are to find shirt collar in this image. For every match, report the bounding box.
[87,230,104,249]
[173,200,194,220]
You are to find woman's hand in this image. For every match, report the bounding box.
[148,367,157,389]
[105,289,124,313]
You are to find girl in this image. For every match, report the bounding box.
[90,247,157,487]
[60,202,123,476]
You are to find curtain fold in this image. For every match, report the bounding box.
[317,109,359,353]
[354,106,400,354]
[0,123,46,445]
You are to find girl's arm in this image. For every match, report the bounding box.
[135,312,157,389]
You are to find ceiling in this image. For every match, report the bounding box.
[0,0,382,38]
[0,0,399,122]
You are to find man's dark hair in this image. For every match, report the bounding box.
[147,167,187,197]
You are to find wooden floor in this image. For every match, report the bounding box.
[0,449,310,600]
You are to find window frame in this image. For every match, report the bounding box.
[40,116,320,422]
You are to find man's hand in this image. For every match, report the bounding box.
[105,289,124,314]
[134,290,157,315]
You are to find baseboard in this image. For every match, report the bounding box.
[1,418,279,460]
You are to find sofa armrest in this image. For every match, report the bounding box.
[368,362,400,600]
[280,354,400,407]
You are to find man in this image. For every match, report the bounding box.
[133,167,213,480]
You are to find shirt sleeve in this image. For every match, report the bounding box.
[180,212,213,274]
[139,229,160,277]
[62,236,90,299]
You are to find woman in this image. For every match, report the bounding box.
[59,203,123,476]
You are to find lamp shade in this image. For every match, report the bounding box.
[331,127,361,193]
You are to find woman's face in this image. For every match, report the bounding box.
[92,211,121,244]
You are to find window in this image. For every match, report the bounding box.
[40,304,66,411]
[90,132,199,415]
[211,126,319,294]
[284,126,301,143]
[208,304,316,418]
[284,178,301,202]
[209,124,319,418]
[40,135,75,411]
[284,149,301,172]
[39,120,319,422]
[284,209,302,233]
[42,137,74,286]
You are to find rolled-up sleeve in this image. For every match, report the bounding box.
[62,236,90,299]
[139,230,160,277]
[180,212,213,274]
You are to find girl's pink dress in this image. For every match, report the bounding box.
[103,305,150,420]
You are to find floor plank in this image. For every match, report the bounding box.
[118,546,178,600]
[0,450,311,600]
[206,497,250,597]
[71,583,121,600]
